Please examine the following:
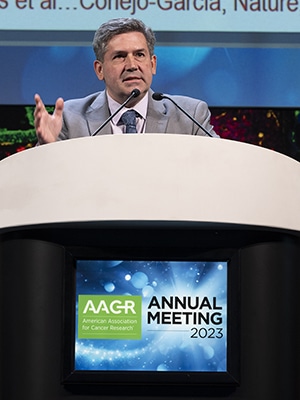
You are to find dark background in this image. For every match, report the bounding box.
[1,105,299,162]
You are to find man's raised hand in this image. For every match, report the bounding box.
[34,94,64,144]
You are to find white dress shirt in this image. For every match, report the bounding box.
[107,92,148,134]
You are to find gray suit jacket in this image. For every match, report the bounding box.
[59,89,218,139]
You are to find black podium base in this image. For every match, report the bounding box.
[1,222,299,400]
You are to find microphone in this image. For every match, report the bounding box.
[152,92,213,137]
[92,89,140,136]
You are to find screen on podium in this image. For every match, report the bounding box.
[63,248,239,386]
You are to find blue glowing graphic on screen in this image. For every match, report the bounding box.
[75,260,227,372]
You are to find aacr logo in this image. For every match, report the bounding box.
[83,297,137,315]
[77,295,142,340]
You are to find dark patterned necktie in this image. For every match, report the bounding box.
[121,110,137,133]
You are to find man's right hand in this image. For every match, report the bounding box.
[34,94,64,144]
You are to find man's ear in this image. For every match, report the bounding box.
[151,55,157,75]
[94,60,104,81]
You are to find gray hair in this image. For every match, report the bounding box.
[93,18,156,61]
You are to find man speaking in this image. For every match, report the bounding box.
[34,17,219,144]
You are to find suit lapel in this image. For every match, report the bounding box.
[86,91,112,135]
[84,90,170,135]
[146,91,169,133]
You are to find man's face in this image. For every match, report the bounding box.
[94,31,157,105]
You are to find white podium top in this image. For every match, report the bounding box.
[1,134,300,233]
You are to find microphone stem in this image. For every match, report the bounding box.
[163,95,213,137]
[92,91,137,137]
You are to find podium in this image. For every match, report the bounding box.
[0,135,300,400]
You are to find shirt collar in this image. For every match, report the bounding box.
[107,91,148,125]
